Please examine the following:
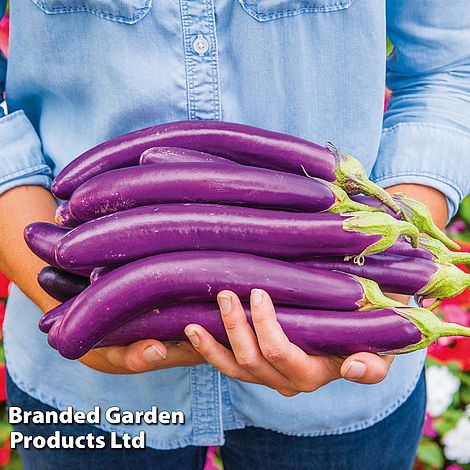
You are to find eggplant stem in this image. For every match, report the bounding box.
[418,236,470,265]
[393,193,460,251]
[326,142,401,214]
[385,306,470,354]
[300,175,383,214]
[417,263,470,300]
[352,275,402,310]
[343,211,420,259]
[427,299,442,311]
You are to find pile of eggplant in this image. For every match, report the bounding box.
[24,121,470,360]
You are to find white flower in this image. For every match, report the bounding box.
[443,415,470,464]
[425,365,460,417]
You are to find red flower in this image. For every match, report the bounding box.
[0,302,4,332]
[0,274,9,299]
[0,365,6,402]
[428,304,470,370]
[0,15,8,59]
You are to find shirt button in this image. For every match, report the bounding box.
[193,34,209,55]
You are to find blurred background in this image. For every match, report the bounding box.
[1,5,469,470]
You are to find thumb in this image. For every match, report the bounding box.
[340,352,394,384]
[104,340,168,373]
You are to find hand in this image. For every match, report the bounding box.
[182,290,394,397]
[39,298,205,374]
[80,340,205,374]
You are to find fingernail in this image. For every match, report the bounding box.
[218,294,232,315]
[344,361,366,380]
[185,328,200,347]
[143,345,167,364]
[251,289,264,307]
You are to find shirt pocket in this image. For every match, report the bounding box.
[30,0,152,24]
[239,0,356,21]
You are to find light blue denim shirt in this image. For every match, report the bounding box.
[1,0,470,449]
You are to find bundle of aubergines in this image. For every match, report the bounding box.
[24,121,470,360]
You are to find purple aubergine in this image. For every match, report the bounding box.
[24,222,92,276]
[39,297,76,334]
[56,251,398,359]
[68,163,372,221]
[38,267,89,302]
[51,121,398,212]
[55,201,81,228]
[46,303,470,358]
[55,205,418,270]
[352,194,459,250]
[296,254,470,300]
[139,146,235,166]
[24,222,69,267]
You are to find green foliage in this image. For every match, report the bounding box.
[417,438,445,469]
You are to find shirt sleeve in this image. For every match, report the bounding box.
[0,4,52,198]
[371,0,470,219]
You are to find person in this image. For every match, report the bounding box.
[0,1,468,469]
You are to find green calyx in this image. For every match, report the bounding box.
[384,307,470,354]
[351,275,402,310]
[392,193,460,250]
[327,142,401,214]
[417,263,470,301]
[342,211,420,265]
[418,236,470,265]
[323,182,383,214]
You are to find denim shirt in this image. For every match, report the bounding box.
[1,0,470,449]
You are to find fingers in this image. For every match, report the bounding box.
[250,289,341,391]
[341,353,395,384]
[81,340,204,374]
[183,324,262,384]
[215,291,293,389]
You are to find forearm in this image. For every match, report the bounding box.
[0,185,59,313]
[385,183,448,229]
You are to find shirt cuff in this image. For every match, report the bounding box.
[371,122,470,220]
[0,110,52,197]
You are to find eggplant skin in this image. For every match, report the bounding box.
[51,120,335,199]
[56,251,368,359]
[39,297,76,333]
[68,163,336,221]
[55,201,81,228]
[24,222,69,267]
[45,303,422,358]
[38,267,89,302]
[55,204,381,270]
[23,222,92,277]
[296,254,438,295]
[139,146,234,165]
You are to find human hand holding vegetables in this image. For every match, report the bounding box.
[174,184,448,396]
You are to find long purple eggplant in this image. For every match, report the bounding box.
[139,146,235,165]
[51,121,399,212]
[68,163,374,221]
[24,222,69,267]
[56,251,399,359]
[24,222,92,276]
[39,297,76,334]
[295,254,470,300]
[45,303,470,358]
[55,201,81,228]
[55,205,418,270]
[353,194,459,250]
[38,267,89,302]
